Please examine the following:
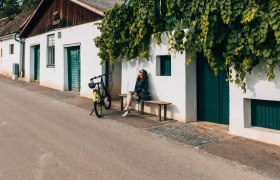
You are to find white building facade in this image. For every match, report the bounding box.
[21,0,122,99]
[121,34,196,122]
[0,7,37,78]
[24,22,104,98]
[0,34,21,77]
[230,63,280,146]
[122,32,280,146]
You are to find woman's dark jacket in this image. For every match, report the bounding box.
[134,79,148,94]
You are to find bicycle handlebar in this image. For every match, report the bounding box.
[90,72,111,81]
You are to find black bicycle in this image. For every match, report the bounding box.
[88,73,111,117]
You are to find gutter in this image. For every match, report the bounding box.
[0,34,14,41]
[14,33,25,78]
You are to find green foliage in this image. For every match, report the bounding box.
[95,0,280,91]
[20,0,41,12]
[0,0,39,19]
[94,0,158,64]
[0,0,20,19]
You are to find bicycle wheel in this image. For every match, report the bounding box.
[104,94,111,109]
[94,102,103,117]
[94,93,103,117]
[100,88,111,109]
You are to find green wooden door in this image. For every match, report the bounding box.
[34,45,40,81]
[68,46,80,92]
[197,54,229,125]
[219,69,229,123]
[251,100,280,130]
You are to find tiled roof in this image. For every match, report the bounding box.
[78,0,124,11]
[0,6,37,37]
[0,18,9,27]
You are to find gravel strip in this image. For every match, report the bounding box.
[147,123,228,147]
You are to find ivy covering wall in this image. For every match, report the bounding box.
[94,0,280,91]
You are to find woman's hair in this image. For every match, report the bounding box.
[137,69,148,81]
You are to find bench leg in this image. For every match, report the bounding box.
[164,105,167,120]
[158,105,162,121]
[141,100,144,115]
[120,97,124,111]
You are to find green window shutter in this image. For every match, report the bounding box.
[251,99,280,130]
[160,55,171,76]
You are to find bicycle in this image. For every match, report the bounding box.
[88,73,112,117]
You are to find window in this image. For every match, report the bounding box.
[47,34,55,66]
[157,55,171,76]
[160,55,171,76]
[9,44,14,54]
[52,11,60,25]
[251,99,280,130]
[0,48,2,57]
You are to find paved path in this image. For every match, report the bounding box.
[148,123,280,178]
[0,78,271,179]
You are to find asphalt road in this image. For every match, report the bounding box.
[0,82,271,180]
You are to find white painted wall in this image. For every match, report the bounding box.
[122,34,191,122]
[24,21,109,99]
[230,62,280,146]
[109,61,122,99]
[0,35,21,76]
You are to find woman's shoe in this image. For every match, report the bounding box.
[122,111,130,117]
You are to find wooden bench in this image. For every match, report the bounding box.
[119,94,172,121]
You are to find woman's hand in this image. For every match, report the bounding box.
[133,92,139,100]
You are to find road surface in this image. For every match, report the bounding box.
[0,81,270,180]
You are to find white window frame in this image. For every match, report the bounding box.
[47,34,55,67]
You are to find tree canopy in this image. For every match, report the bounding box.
[0,0,20,19]
[0,0,40,19]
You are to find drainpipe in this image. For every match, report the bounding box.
[14,33,25,78]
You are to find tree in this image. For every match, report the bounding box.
[0,0,7,17]
[0,0,20,19]
[0,0,6,10]
[20,0,40,11]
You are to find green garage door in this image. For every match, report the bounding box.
[251,99,280,130]
[34,45,40,81]
[68,46,80,92]
[197,54,229,125]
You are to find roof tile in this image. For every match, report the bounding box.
[0,6,37,37]
[78,0,124,11]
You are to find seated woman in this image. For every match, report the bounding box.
[122,69,149,117]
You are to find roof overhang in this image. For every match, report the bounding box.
[19,0,45,38]
[0,33,16,41]
[20,0,105,38]
[70,0,104,16]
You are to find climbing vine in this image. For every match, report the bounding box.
[94,0,158,63]
[95,0,280,92]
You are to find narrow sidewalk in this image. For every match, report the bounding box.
[1,75,280,178]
